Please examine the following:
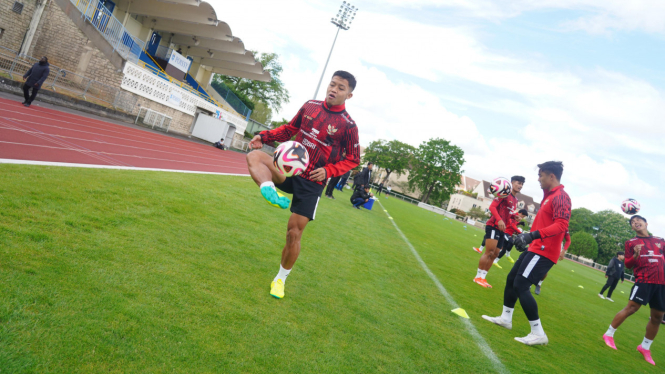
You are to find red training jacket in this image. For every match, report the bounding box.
[527,185,572,264]
[624,236,665,285]
[259,100,360,185]
[486,193,518,231]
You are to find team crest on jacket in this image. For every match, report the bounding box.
[543,199,549,205]
[327,124,338,136]
[657,243,662,249]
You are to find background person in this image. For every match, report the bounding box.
[338,170,351,191]
[598,252,625,302]
[22,56,50,107]
[350,185,372,209]
[325,175,342,199]
[354,162,373,190]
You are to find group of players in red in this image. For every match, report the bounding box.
[245,70,664,366]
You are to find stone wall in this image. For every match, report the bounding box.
[131,95,195,135]
[28,0,123,87]
[0,0,38,51]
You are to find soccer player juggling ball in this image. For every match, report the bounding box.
[473,176,525,288]
[483,161,571,346]
[602,215,665,366]
[246,71,360,299]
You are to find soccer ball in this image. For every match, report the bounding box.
[621,198,640,215]
[489,177,512,198]
[273,141,310,177]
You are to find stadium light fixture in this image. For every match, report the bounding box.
[312,1,357,99]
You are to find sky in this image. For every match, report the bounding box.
[213,0,665,233]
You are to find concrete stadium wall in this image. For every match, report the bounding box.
[29,0,124,87]
[0,0,40,52]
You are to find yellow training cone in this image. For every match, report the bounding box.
[578,285,584,289]
[452,308,470,319]
[571,270,575,272]
[388,217,393,220]
[621,291,625,294]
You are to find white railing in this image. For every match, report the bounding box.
[71,0,144,64]
[121,61,248,132]
[564,253,635,282]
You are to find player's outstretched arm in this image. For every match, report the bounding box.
[323,124,360,178]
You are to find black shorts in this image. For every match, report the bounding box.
[513,250,555,284]
[484,225,505,249]
[276,176,324,220]
[629,283,665,311]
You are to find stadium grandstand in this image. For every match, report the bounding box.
[0,0,269,144]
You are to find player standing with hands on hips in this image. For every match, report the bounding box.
[602,215,665,366]
[482,161,571,346]
[245,71,360,299]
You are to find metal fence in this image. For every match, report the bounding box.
[0,45,135,110]
[72,0,144,64]
[246,118,271,135]
[369,182,421,205]
[210,81,252,118]
[135,107,172,132]
[564,253,635,282]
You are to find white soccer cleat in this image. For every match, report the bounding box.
[515,333,548,346]
[598,294,605,299]
[482,315,512,330]
[607,298,614,302]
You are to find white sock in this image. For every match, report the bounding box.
[538,280,544,286]
[642,337,653,350]
[480,270,488,279]
[476,268,483,278]
[493,257,499,264]
[260,181,275,190]
[529,319,546,336]
[479,246,485,252]
[506,250,511,257]
[501,306,514,323]
[273,264,291,283]
[605,325,617,337]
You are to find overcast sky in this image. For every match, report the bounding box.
[213,0,665,233]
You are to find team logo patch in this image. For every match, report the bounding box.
[657,243,661,249]
[327,124,338,136]
[305,115,313,120]
[543,199,549,205]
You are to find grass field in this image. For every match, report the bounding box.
[0,164,661,373]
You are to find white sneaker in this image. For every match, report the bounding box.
[607,298,614,302]
[482,315,512,330]
[515,333,548,346]
[598,294,605,299]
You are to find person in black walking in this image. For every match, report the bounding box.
[22,56,50,107]
[598,251,625,302]
[325,175,341,199]
[353,162,373,190]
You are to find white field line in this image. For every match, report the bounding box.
[377,200,508,374]
[0,158,250,177]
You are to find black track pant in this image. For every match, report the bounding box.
[325,176,341,197]
[503,251,553,321]
[23,84,40,104]
[600,277,620,298]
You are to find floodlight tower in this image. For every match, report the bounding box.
[312,1,357,100]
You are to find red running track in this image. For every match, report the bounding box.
[0,97,250,175]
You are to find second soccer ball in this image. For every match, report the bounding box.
[489,177,512,199]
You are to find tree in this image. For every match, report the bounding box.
[362,139,415,184]
[468,206,489,221]
[214,51,290,113]
[408,138,465,204]
[250,101,272,124]
[451,208,467,217]
[568,232,599,259]
[270,118,289,129]
[593,210,633,264]
[569,208,596,235]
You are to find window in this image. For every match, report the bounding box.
[472,204,477,208]
[12,1,23,14]
[0,28,4,39]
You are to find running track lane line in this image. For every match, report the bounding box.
[0,158,250,177]
[377,200,509,374]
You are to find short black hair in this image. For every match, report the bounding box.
[630,215,647,224]
[364,185,370,190]
[333,70,356,91]
[367,162,373,166]
[537,161,564,181]
[617,251,625,256]
[511,175,525,183]
[518,209,528,216]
